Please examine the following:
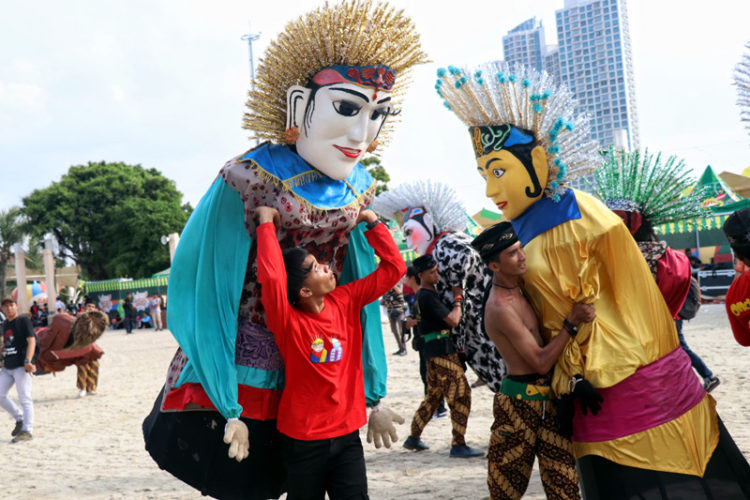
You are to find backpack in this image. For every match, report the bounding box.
[678,277,701,320]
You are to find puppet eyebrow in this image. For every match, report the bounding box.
[376,96,391,104]
[482,158,504,170]
[329,87,369,101]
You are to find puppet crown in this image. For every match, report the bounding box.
[436,62,599,200]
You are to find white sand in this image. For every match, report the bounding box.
[1,303,744,499]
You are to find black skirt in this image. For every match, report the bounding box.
[142,387,286,500]
[577,417,750,499]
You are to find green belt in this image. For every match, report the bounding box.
[500,377,551,401]
[422,329,451,343]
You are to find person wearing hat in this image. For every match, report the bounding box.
[402,254,483,458]
[472,222,595,500]
[723,208,750,346]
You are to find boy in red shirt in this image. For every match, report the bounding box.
[255,206,406,499]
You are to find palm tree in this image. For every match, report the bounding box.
[0,207,28,300]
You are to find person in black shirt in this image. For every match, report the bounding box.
[0,298,38,442]
[123,293,136,334]
[403,255,483,458]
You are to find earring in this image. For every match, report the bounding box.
[366,140,378,153]
[285,126,300,144]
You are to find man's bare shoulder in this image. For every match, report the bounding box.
[484,291,521,330]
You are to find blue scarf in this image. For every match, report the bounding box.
[511,189,581,245]
[239,144,375,210]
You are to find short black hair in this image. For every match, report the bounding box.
[282,247,313,306]
[1,298,15,306]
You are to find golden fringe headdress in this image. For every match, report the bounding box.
[243,0,429,146]
[436,62,599,200]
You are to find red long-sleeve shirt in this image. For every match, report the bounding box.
[257,221,405,440]
[726,271,750,346]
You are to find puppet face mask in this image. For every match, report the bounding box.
[397,207,435,255]
[286,67,394,180]
[472,125,549,220]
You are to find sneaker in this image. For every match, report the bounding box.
[432,408,448,420]
[78,389,87,398]
[86,391,97,396]
[704,376,721,393]
[403,436,429,451]
[11,430,32,442]
[392,349,407,356]
[449,445,483,458]
[11,420,23,437]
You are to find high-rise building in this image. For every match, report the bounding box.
[502,18,546,73]
[556,0,639,150]
[500,0,639,151]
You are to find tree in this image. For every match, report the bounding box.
[0,207,28,300]
[361,156,390,195]
[23,162,191,280]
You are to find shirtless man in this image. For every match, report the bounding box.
[471,222,595,500]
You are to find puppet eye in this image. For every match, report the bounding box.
[492,169,505,178]
[333,100,361,117]
[370,107,390,121]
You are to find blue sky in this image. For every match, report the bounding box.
[2,0,749,218]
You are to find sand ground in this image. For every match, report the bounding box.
[1,303,745,499]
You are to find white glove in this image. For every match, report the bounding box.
[366,405,405,449]
[223,418,250,462]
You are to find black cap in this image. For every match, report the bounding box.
[724,208,750,255]
[413,254,437,274]
[471,221,519,261]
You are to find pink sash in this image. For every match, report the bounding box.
[572,347,705,442]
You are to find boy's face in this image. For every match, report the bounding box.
[301,254,337,298]
[1,302,18,320]
[418,265,439,287]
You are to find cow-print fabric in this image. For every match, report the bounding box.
[431,232,506,392]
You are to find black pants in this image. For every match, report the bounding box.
[124,318,135,333]
[281,430,368,500]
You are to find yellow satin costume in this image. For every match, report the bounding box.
[521,189,718,476]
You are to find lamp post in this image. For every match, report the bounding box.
[160,233,180,263]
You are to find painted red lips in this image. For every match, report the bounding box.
[334,145,362,159]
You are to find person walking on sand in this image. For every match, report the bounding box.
[0,298,39,442]
[403,254,483,458]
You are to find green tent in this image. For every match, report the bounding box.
[653,166,749,249]
[695,165,741,205]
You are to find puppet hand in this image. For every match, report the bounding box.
[223,418,250,462]
[356,209,378,226]
[366,405,405,449]
[571,375,603,415]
